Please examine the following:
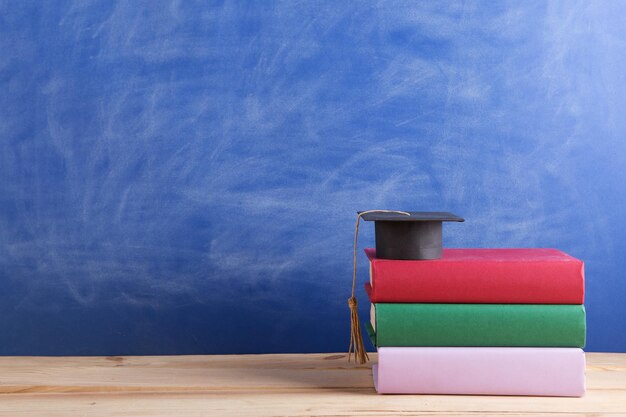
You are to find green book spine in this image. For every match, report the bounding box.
[373,303,586,347]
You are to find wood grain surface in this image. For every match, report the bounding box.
[0,352,624,416]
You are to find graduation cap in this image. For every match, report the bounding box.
[348,210,465,365]
[359,210,464,260]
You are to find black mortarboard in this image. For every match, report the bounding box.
[359,211,464,260]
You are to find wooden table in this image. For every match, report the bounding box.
[0,352,624,416]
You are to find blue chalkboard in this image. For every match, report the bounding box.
[1,1,625,355]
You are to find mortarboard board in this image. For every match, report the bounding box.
[359,211,464,260]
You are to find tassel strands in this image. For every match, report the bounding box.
[348,210,410,364]
[347,296,368,364]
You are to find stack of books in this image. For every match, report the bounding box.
[365,247,587,396]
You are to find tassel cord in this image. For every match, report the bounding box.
[349,210,410,364]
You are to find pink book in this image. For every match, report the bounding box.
[374,347,585,396]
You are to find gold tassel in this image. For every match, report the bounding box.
[348,295,369,364]
[348,210,409,364]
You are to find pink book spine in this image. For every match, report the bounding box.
[374,347,585,397]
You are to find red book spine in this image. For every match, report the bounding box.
[365,248,584,304]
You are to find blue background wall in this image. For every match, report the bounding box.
[1,1,625,355]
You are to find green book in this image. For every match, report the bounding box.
[368,303,586,347]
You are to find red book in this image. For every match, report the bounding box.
[365,248,584,304]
